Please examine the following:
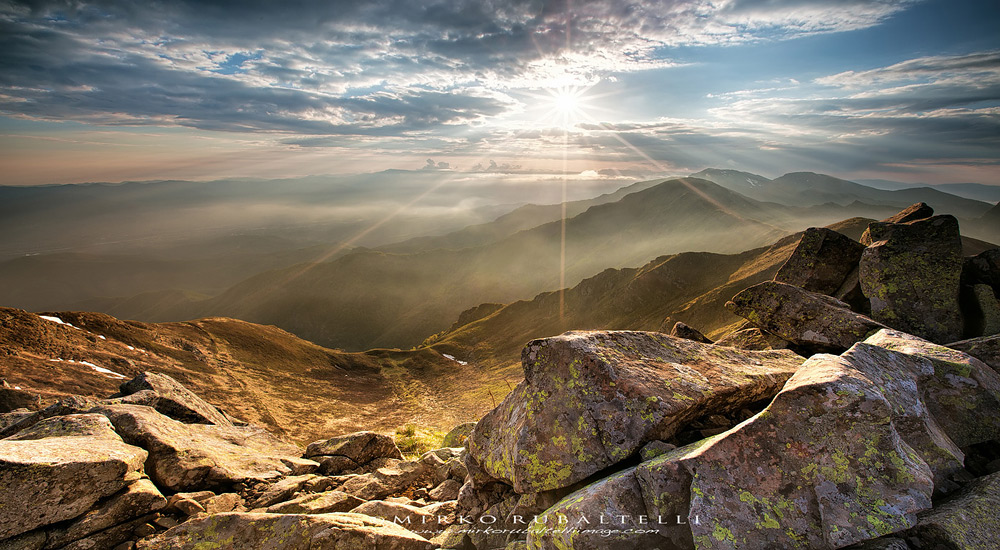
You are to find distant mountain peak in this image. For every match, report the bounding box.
[690,168,772,189]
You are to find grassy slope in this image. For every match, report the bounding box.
[0,307,499,443]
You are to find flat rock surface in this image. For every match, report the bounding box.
[91,404,313,492]
[468,330,803,493]
[0,421,148,540]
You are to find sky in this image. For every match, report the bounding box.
[1,0,999,187]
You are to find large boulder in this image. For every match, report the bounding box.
[859,215,964,343]
[468,331,803,494]
[866,330,1000,449]
[43,478,167,549]
[91,404,316,492]
[0,414,148,540]
[726,281,887,352]
[350,500,436,524]
[774,227,865,295]
[134,512,436,550]
[306,431,403,474]
[669,322,713,344]
[265,491,364,515]
[947,334,1000,371]
[882,202,934,224]
[441,422,476,448]
[247,474,324,509]
[905,471,1000,549]
[0,385,42,413]
[963,248,1000,293]
[969,284,1000,336]
[0,395,105,438]
[338,459,437,501]
[532,330,986,549]
[115,371,232,426]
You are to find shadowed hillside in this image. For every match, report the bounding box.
[425,216,998,377]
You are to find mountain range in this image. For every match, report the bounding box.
[1,169,997,353]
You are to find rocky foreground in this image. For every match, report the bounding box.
[2,203,1000,550]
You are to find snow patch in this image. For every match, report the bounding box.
[13,386,20,390]
[98,335,106,340]
[49,357,127,379]
[441,353,468,366]
[40,315,80,330]
[127,346,135,350]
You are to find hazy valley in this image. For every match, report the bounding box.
[3,169,997,353]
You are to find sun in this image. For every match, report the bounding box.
[552,89,580,114]
[545,86,589,125]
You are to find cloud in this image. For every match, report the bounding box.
[422,158,452,170]
[471,160,523,173]
[0,0,920,137]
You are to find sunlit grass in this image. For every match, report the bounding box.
[394,423,448,458]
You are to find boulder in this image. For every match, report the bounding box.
[265,491,363,514]
[442,423,476,448]
[532,331,980,549]
[115,371,232,426]
[865,330,1000,449]
[881,202,934,224]
[859,215,964,343]
[639,440,677,461]
[338,459,436,501]
[0,415,148,540]
[43,478,166,549]
[306,431,403,474]
[58,513,158,550]
[428,479,462,501]
[947,334,1000,371]
[669,322,713,344]
[713,327,791,350]
[5,412,118,440]
[134,512,436,550]
[468,330,803,493]
[0,531,46,550]
[0,408,33,432]
[833,266,872,314]
[905,471,1000,549]
[91,404,315,492]
[533,329,1000,549]
[774,227,866,295]
[350,500,435,524]
[247,474,321,509]
[726,281,887,351]
[0,396,104,438]
[0,386,42,413]
[971,284,1000,336]
[963,248,1000,293]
